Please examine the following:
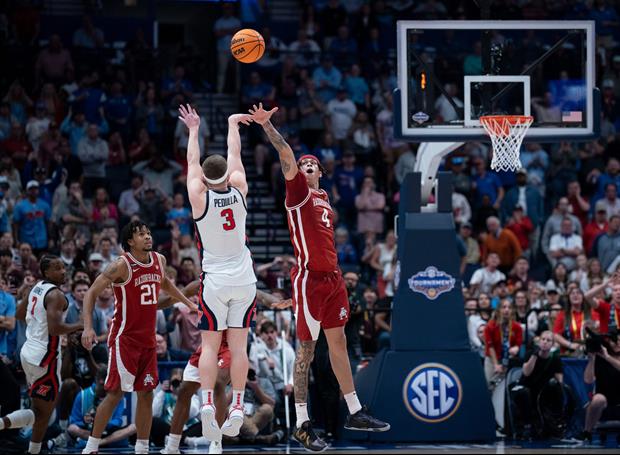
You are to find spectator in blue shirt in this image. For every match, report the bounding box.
[72,73,107,124]
[0,275,16,359]
[473,158,505,209]
[12,180,51,253]
[312,55,342,103]
[61,107,108,156]
[167,193,192,236]
[161,65,194,104]
[335,227,359,269]
[104,82,132,140]
[333,150,364,229]
[241,71,275,108]
[344,64,370,111]
[68,367,135,449]
[595,157,620,200]
[313,131,342,164]
[328,25,358,70]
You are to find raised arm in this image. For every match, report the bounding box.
[158,255,199,312]
[226,114,253,198]
[81,258,128,350]
[249,103,298,181]
[178,104,206,216]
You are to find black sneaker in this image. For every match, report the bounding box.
[293,421,328,452]
[344,406,390,432]
[574,431,592,443]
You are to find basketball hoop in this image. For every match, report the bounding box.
[480,115,533,172]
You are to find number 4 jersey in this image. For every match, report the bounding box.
[285,172,338,272]
[194,187,256,286]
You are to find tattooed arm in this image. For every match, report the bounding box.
[249,103,298,181]
[293,340,317,403]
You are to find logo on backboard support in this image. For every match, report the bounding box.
[403,363,462,423]
[408,266,455,300]
[412,111,430,124]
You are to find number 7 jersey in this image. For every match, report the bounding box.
[194,187,257,286]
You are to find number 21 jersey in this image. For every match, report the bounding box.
[109,252,163,348]
[194,187,256,286]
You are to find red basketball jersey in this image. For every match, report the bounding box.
[108,252,164,349]
[285,172,338,272]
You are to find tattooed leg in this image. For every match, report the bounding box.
[293,340,317,403]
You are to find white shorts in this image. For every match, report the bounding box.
[21,351,61,402]
[183,362,201,384]
[197,273,257,331]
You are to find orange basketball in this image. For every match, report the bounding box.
[230,29,265,63]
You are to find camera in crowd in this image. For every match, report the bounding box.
[585,327,618,354]
[247,368,257,382]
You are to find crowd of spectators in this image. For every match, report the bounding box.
[0,0,619,450]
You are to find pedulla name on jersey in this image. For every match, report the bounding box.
[134,273,162,287]
[313,198,331,210]
[213,194,239,208]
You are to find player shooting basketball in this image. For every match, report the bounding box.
[249,103,390,452]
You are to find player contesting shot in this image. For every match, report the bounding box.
[80,221,198,454]
[0,256,82,455]
[178,104,258,443]
[249,103,390,452]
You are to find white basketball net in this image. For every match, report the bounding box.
[480,115,534,172]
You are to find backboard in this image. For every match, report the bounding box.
[395,21,599,143]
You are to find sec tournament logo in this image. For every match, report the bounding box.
[408,266,455,300]
[403,363,462,423]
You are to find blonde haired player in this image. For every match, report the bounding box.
[178,104,257,448]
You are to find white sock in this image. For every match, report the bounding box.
[201,389,215,406]
[28,441,42,454]
[166,433,182,451]
[135,438,149,454]
[59,418,68,430]
[231,389,244,408]
[2,409,35,429]
[344,391,362,415]
[295,403,309,425]
[83,436,101,454]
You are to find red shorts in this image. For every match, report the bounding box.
[106,338,158,392]
[185,342,231,383]
[291,268,350,342]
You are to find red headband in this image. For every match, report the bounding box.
[297,154,320,165]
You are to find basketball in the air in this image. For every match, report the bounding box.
[230,29,265,63]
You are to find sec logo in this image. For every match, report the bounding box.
[402,363,462,423]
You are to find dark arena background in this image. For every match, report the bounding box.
[0,0,620,453]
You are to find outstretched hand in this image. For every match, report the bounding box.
[178,104,200,130]
[248,102,278,125]
[229,113,253,126]
[271,299,293,310]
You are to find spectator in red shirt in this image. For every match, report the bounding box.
[92,187,119,229]
[584,200,609,255]
[553,287,597,353]
[585,272,620,334]
[505,206,534,252]
[567,180,590,228]
[1,122,32,170]
[484,299,523,383]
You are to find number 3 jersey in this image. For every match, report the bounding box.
[285,172,338,272]
[194,187,256,286]
[109,252,164,349]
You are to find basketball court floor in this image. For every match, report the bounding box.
[60,439,618,454]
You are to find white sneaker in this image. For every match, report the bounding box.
[160,447,180,454]
[208,440,223,454]
[184,436,210,448]
[200,404,222,442]
[221,405,244,437]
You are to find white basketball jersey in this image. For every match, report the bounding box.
[194,187,256,286]
[22,281,66,366]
